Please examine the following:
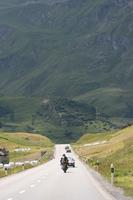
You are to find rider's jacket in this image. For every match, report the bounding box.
[60,156,68,165]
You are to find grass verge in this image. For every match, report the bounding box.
[73,126,133,197]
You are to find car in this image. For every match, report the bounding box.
[66,149,71,153]
[67,157,75,167]
[65,146,69,150]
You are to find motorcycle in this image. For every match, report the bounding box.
[61,162,68,173]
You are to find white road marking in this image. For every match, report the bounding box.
[30,184,36,188]
[19,190,26,194]
[37,179,41,183]
[7,198,13,200]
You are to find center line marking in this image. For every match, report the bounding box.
[37,180,41,183]
[19,190,26,194]
[7,198,13,200]
[30,184,36,188]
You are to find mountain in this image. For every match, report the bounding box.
[0,0,133,141]
[36,97,96,126]
[0,96,118,143]
[0,96,98,143]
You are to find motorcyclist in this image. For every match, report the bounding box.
[60,154,69,172]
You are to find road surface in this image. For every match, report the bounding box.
[0,145,116,200]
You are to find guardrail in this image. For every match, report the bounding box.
[0,160,39,176]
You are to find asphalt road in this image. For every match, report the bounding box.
[0,145,116,200]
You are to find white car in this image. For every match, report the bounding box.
[67,157,75,167]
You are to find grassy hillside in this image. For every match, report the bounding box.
[0,96,42,122]
[0,131,54,177]
[0,0,133,118]
[0,96,119,143]
[0,131,53,161]
[0,132,53,148]
[74,126,133,196]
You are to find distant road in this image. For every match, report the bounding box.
[0,145,116,200]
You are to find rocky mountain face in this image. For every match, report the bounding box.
[0,0,133,117]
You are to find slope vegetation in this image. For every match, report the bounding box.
[74,126,133,196]
[0,0,133,117]
[0,131,54,177]
[0,96,100,143]
[0,131,53,161]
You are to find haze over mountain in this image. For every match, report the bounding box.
[0,0,133,142]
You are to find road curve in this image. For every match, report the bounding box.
[0,145,116,200]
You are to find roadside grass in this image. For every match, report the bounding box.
[0,169,6,178]
[73,126,133,197]
[0,131,54,178]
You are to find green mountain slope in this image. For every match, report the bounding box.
[0,96,99,143]
[0,0,133,122]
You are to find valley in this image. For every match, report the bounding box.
[0,0,133,199]
[0,96,120,142]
